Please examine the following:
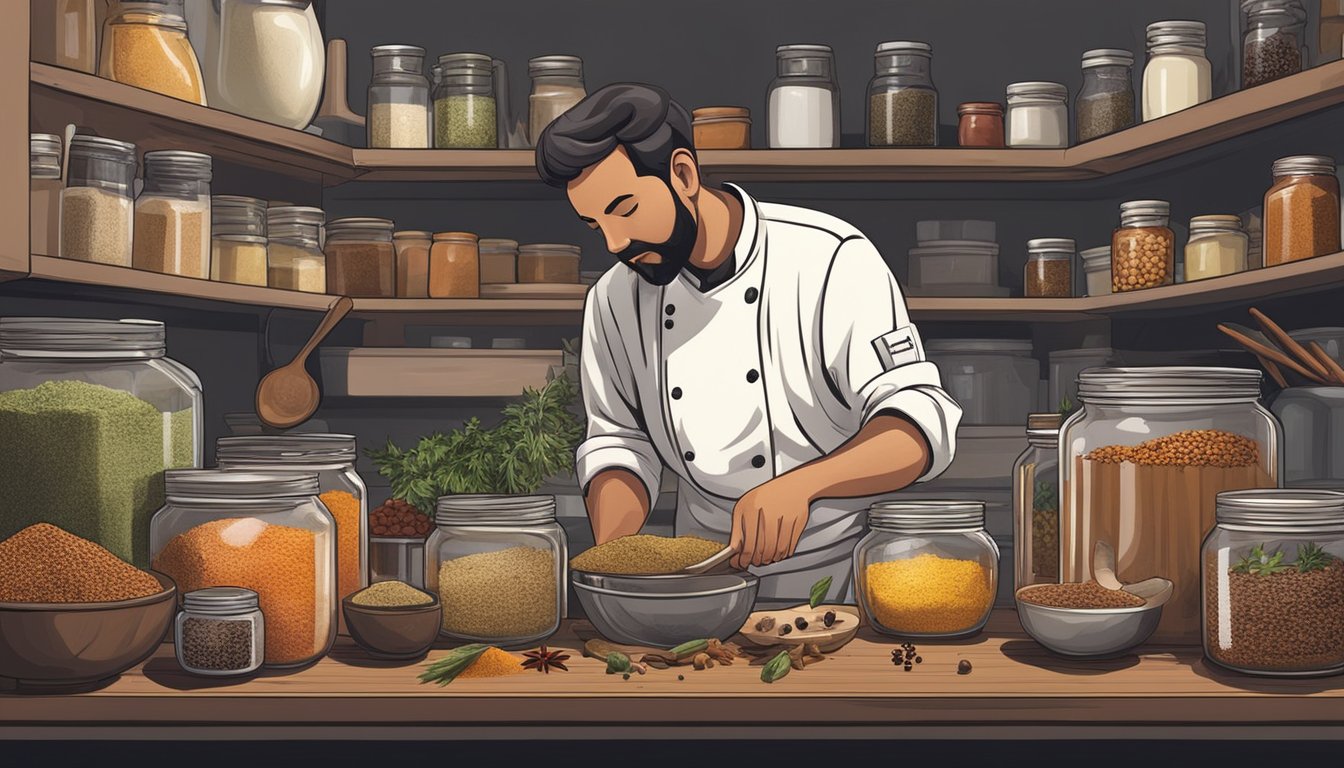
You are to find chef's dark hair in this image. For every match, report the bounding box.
[536,83,695,187]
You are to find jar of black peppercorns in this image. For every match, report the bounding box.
[175,587,265,677]
[1242,0,1306,88]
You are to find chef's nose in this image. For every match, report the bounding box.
[603,232,629,255]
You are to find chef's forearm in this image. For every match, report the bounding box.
[783,414,933,502]
[582,467,652,544]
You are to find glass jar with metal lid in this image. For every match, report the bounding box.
[429,232,480,298]
[100,0,206,104]
[1024,238,1075,297]
[0,317,203,567]
[1241,0,1306,88]
[210,194,266,287]
[133,150,213,279]
[1203,489,1344,677]
[434,53,496,149]
[867,41,936,147]
[956,102,1003,147]
[1061,367,1280,644]
[267,205,325,293]
[853,500,998,638]
[325,217,396,297]
[150,469,337,668]
[202,0,324,129]
[367,45,430,148]
[479,238,519,284]
[1185,215,1249,281]
[175,586,265,676]
[1077,49,1135,142]
[1143,20,1211,120]
[425,494,567,647]
[61,134,137,266]
[1005,81,1068,148]
[768,44,840,149]
[528,55,586,147]
[517,243,581,283]
[1111,200,1174,292]
[1014,413,1064,591]
[391,230,431,297]
[30,133,62,257]
[1263,155,1340,266]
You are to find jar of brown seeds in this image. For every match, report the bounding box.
[1111,200,1174,292]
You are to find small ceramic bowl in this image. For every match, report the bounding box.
[1014,577,1174,659]
[342,591,442,661]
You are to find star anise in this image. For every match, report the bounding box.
[521,645,571,673]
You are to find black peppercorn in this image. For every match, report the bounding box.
[623,673,631,680]
[903,664,913,672]
[779,624,792,635]
[678,674,685,681]
[957,660,972,675]
[795,617,809,630]
[915,656,922,664]
[823,610,836,628]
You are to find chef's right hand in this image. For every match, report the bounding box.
[729,474,811,569]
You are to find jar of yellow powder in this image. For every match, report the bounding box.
[853,500,997,638]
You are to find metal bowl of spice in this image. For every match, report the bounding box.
[1014,577,1174,659]
[342,580,442,660]
[572,571,758,649]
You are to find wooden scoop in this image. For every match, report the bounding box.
[255,296,352,429]
[679,546,736,574]
[1093,540,1124,591]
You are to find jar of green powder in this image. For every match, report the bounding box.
[433,52,498,149]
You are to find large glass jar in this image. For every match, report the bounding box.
[1143,21,1211,120]
[325,217,396,297]
[867,41,936,147]
[1242,0,1306,88]
[1185,215,1249,281]
[1322,0,1344,64]
[426,494,566,648]
[434,53,497,149]
[1077,49,1135,142]
[32,0,98,73]
[1263,155,1340,266]
[1061,367,1281,644]
[768,44,840,149]
[1024,238,1074,298]
[133,150,212,279]
[201,0,323,129]
[61,134,136,266]
[30,133,62,257]
[854,501,998,638]
[1014,414,1063,591]
[1111,199,1174,292]
[367,45,430,149]
[100,0,207,105]
[1271,387,1344,485]
[0,318,202,567]
[528,55,586,147]
[151,470,336,668]
[923,339,1039,425]
[1005,81,1068,148]
[1203,489,1344,677]
[518,243,580,283]
[267,205,325,293]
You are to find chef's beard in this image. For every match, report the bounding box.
[615,191,699,286]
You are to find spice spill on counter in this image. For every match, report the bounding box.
[0,522,163,602]
[455,646,527,679]
[350,580,434,608]
[892,642,922,671]
[569,534,724,575]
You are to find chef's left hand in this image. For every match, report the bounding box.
[729,474,811,569]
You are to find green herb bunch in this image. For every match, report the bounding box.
[1231,542,1338,576]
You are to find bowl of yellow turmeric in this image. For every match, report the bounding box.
[343,580,442,660]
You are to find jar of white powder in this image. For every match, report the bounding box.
[767,44,840,149]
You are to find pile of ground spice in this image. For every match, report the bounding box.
[1085,429,1259,468]
[570,534,724,575]
[350,580,434,608]
[318,490,363,600]
[456,646,526,678]
[0,522,162,603]
[863,553,993,634]
[1018,580,1146,609]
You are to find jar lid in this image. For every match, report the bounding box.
[1079,245,1112,262]
[327,217,396,239]
[528,55,583,76]
[875,41,932,55]
[267,205,324,227]
[1146,20,1207,47]
[1189,214,1245,232]
[776,43,833,55]
[693,106,751,120]
[519,243,581,255]
[393,230,432,240]
[216,434,358,465]
[1077,366,1263,405]
[1027,238,1076,253]
[1006,81,1068,101]
[143,149,213,182]
[1119,199,1170,217]
[213,234,266,244]
[433,231,480,242]
[1027,412,1064,432]
[956,102,1002,116]
[925,338,1034,354]
[183,586,260,615]
[372,44,425,57]
[867,500,986,532]
[437,52,492,69]
[165,469,321,500]
[69,134,136,163]
[215,195,267,209]
[1081,48,1134,68]
[30,133,61,157]
[0,317,165,354]
[434,494,557,525]
[479,238,519,253]
[1216,489,1344,531]
[1272,155,1335,177]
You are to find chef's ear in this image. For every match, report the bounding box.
[668,147,701,201]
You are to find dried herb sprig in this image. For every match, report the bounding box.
[419,644,490,686]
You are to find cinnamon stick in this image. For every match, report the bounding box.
[1217,324,1328,385]
[1308,341,1344,386]
[1249,307,1332,381]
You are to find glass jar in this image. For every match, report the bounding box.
[1322,0,1344,64]
[1203,489,1344,677]
[1263,155,1340,266]
[151,470,336,668]
[175,587,265,676]
[133,150,212,279]
[425,494,566,648]
[1143,21,1211,120]
[392,230,431,297]
[528,55,586,147]
[266,205,326,292]
[518,243,581,283]
[853,501,998,638]
[434,53,497,149]
[30,133,62,257]
[61,134,136,266]
[1048,347,1114,414]
[1242,0,1306,88]
[1077,49,1135,142]
[202,0,323,129]
[1014,414,1063,591]
[1024,238,1074,298]
[429,232,480,298]
[1005,81,1068,148]
[1271,387,1344,485]
[32,0,98,73]
[210,195,267,286]
[1080,245,1112,296]
[956,102,1003,148]
[367,45,430,149]
[325,217,396,297]
[100,0,206,105]
[923,339,1039,425]
[867,41,936,147]
[0,318,202,567]
[1111,200,1174,292]
[1061,367,1281,644]
[691,107,752,150]
[479,238,518,284]
[1185,215,1249,281]
[768,44,840,149]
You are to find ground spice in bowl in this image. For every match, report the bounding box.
[863,553,993,634]
[0,523,163,603]
[570,534,724,575]
[1017,580,1146,609]
[351,580,434,608]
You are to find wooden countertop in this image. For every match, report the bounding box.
[4,610,1344,740]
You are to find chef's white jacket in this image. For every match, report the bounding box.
[575,184,963,605]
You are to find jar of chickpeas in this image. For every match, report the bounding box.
[1111,200,1174,292]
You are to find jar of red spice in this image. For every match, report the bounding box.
[1263,155,1340,267]
[957,102,1004,147]
[429,231,480,298]
[325,218,396,297]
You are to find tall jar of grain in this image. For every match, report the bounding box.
[367,45,430,148]
[1263,155,1341,266]
[133,150,212,279]
[852,501,997,639]
[100,0,207,105]
[1013,413,1063,593]
[61,134,137,266]
[1111,200,1174,292]
[150,469,337,668]
[866,41,937,147]
[426,495,566,648]
[1060,367,1281,644]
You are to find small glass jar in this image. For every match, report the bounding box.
[853,501,998,638]
[692,107,751,150]
[325,217,396,297]
[434,53,497,149]
[203,0,324,129]
[133,150,212,279]
[1185,215,1250,281]
[956,102,1003,148]
[1005,81,1068,148]
[1077,49,1135,142]
[768,44,840,149]
[1080,245,1112,296]
[367,45,430,149]
[1111,200,1174,292]
[30,133,62,257]
[1322,0,1344,64]
[1014,414,1063,591]
[1203,489,1344,677]
[1263,155,1340,266]
[32,0,98,73]
[1024,238,1075,298]
[429,232,480,298]
[1242,0,1306,88]
[426,494,566,648]
[266,205,326,292]
[100,0,206,105]
[517,243,581,283]
[61,135,136,266]
[479,238,519,284]
[528,55,586,147]
[175,587,264,677]
[210,195,267,286]
[393,230,431,297]
[867,41,936,147]
[1143,21,1211,120]
[150,470,337,668]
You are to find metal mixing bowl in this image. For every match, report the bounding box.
[572,571,759,649]
[1014,578,1173,658]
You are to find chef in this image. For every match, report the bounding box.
[538,84,963,606]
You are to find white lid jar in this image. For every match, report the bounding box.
[768,44,840,148]
[1005,81,1068,148]
[203,0,325,129]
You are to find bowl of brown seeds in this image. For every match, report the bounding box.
[1014,577,1173,659]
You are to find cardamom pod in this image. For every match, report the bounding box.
[605,651,631,675]
[669,638,710,659]
[761,650,792,683]
[809,576,833,609]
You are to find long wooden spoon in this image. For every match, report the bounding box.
[1217,323,1328,385]
[1249,307,1332,382]
[255,296,353,429]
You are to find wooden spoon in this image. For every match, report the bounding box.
[255,296,352,429]
[1308,341,1344,386]
[1249,307,1332,382]
[1217,323,1328,385]
[1092,540,1124,591]
[680,546,736,574]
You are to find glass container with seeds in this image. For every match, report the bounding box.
[175,587,264,677]
[100,0,206,105]
[133,150,213,279]
[1013,413,1063,592]
[1263,155,1340,267]
[267,205,326,293]
[434,53,497,149]
[1024,238,1075,297]
[866,41,937,147]
[61,135,137,267]
[367,45,430,148]
[1241,0,1305,89]
[325,217,397,297]
[1111,200,1174,292]
[1076,49,1134,143]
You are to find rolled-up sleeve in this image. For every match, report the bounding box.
[574,293,663,503]
[820,237,963,482]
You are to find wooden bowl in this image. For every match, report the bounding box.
[342,592,442,661]
[738,603,861,652]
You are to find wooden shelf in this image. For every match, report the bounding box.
[318,347,563,397]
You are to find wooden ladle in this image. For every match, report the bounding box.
[255,296,352,429]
